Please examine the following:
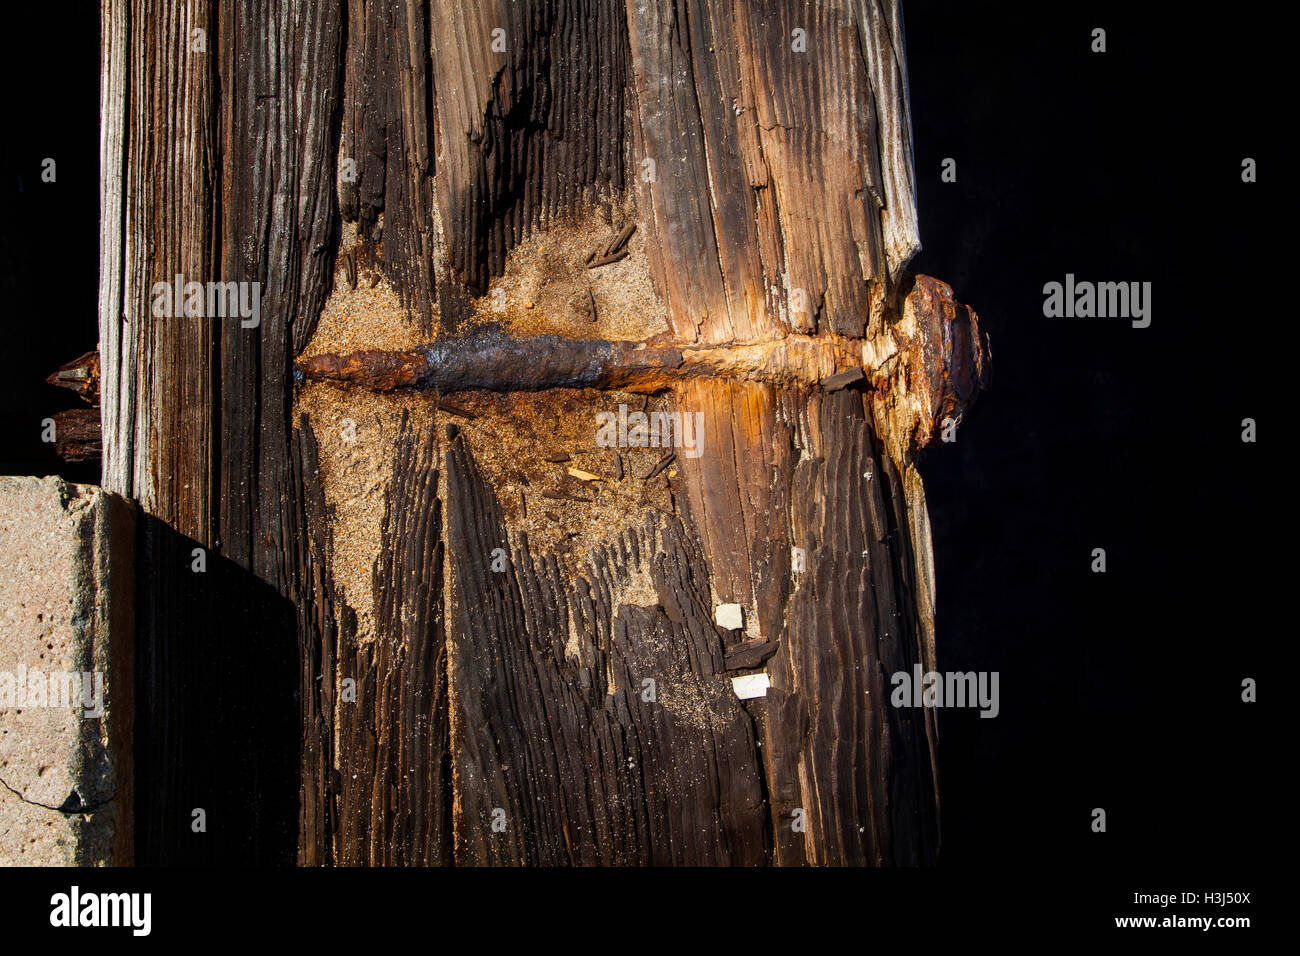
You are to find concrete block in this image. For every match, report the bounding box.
[0,476,133,865]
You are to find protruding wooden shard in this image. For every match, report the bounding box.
[822,366,866,391]
[46,349,104,463]
[642,452,675,481]
[724,637,781,670]
[46,349,101,404]
[48,409,102,463]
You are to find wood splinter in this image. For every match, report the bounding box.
[44,348,103,463]
[586,223,636,269]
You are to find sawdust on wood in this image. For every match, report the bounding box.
[295,381,434,643]
[475,201,670,344]
[444,388,677,559]
[300,274,424,360]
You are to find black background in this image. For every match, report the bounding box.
[1,5,100,485]
[906,0,1274,872]
[0,0,1277,930]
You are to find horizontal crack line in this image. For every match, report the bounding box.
[0,773,114,815]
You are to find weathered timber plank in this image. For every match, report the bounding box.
[100,0,346,863]
[773,389,938,864]
[291,422,341,865]
[101,0,218,527]
[444,428,768,865]
[101,0,956,869]
[339,0,441,331]
[626,0,918,344]
[363,411,451,863]
[430,0,630,295]
[294,408,454,865]
[673,381,939,865]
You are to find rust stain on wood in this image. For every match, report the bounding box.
[295,274,988,459]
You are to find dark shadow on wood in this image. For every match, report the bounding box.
[133,514,299,865]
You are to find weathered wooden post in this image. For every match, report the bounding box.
[99,0,983,865]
